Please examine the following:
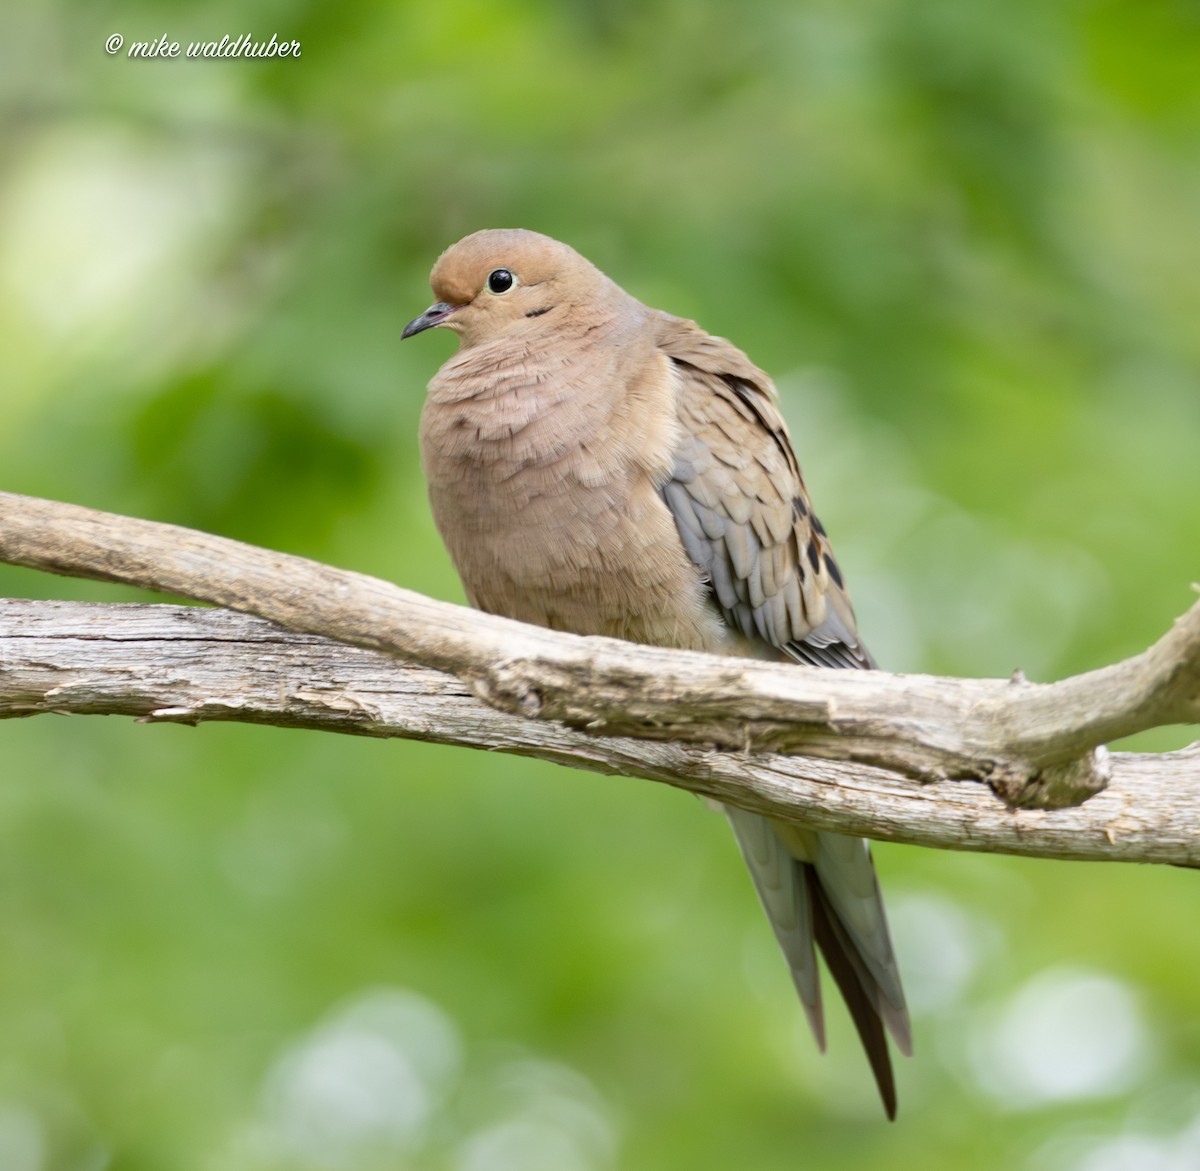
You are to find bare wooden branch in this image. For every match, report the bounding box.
[0,490,1198,852]
[1,599,1198,865]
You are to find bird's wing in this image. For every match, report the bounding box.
[654,312,911,1117]
[654,315,872,671]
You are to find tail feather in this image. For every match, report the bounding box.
[805,865,898,1120]
[724,805,825,1048]
[812,833,912,1056]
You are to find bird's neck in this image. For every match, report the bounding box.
[419,313,679,493]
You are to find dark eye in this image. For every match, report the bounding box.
[487,268,514,294]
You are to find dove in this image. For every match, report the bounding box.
[404,228,912,1117]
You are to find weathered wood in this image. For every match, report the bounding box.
[1,491,1197,855]
[1,599,1198,866]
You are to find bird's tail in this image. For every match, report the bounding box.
[724,806,911,1119]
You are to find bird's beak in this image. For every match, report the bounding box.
[402,301,459,339]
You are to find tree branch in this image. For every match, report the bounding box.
[2,599,1198,865]
[1,490,1198,863]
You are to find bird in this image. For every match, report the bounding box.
[403,228,912,1117]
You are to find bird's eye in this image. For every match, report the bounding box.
[487,268,514,294]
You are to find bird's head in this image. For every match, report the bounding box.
[402,228,620,348]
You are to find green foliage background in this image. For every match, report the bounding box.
[1,1,1199,1168]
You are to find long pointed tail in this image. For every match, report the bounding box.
[725,806,911,1119]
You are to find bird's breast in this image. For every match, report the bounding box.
[418,363,730,652]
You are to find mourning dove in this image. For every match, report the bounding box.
[404,229,912,1117]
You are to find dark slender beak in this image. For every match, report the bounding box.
[402,301,458,339]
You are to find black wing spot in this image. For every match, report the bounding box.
[824,554,844,589]
[812,513,827,538]
[806,537,822,574]
[793,495,808,520]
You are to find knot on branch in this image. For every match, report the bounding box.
[470,661,546,719]
[989,748,1111,810]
